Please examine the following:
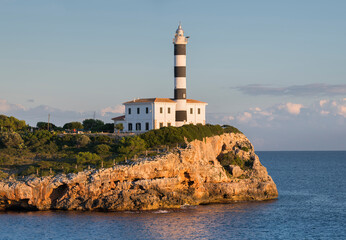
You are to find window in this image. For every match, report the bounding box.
[128,108,131,115]
[160,107,163,114]
[136,123,141,131]
[145,122,149,130]
[167,122,171,127]
[183,93,186,98]
[198,108,201,114]
[146,107,149,114]
[137,108,140,114]
[168,107,171,114]
[128,123,132,131]
[190,108,193,114]
[159,122,163,128]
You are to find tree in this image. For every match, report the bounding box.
[0,115,27,131]
[63,121,83,130]
[102,123,115,133]
[82,119,104,132]
[115,123,124,133]
[94,144,111,154]
[76,135,91,147]
[36,122,60,131]
[0,132,24,148]
[76,152,101,167]
[25,130,54,151]
[118,136,147,159]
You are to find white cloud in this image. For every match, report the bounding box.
[250,107,262,112]
[320,110,329,116]
[338,105,346,118]
[100,105,125,116]
[237,112,252,123]
[208,98,346,150]
[0,99,25,113]
[214,98,345,131]
[315,99,346,118]
[258,110,272,116]
[282,102,304,115]
[0,99,125,126]
[319,99,327,107]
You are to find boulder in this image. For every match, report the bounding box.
[229,165,244,178]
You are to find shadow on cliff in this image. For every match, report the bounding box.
[50,184,68,208]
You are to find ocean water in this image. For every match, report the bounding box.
[0,151,345,240]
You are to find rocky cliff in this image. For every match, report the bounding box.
[0,133,278,211]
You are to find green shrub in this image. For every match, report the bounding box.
[36,122,60,131]
[82,119,104,132]
[34,141,58,153]
[0,115,27,131]
[95,135,112,144]
[21,166,36,176]
[223,126,242,134]
[0,132,24,148]
[118,136,147,159]
[0,170,9,179]
[94,144,111,154]
[102,123,115,133]
[140,124,225,148]
[76,152,101,166]
[56,134,73,146]
[0,121,245,177]
[76,135,91,147]
[241,147,249,152]
[217,152,253,170]
[63,121,83,130]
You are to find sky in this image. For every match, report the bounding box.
[0,0,345,150]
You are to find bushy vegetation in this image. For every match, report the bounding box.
[37,122,62,131]
[217,152,254,170]
[222,125,242,134]
[94,144,111,155]
[140,124,225,148]
[0,115,27,131]
[0,132,24,148]
[63,122,83,130]
[0,115,242,179]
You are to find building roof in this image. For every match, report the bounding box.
[186,99,207,104]
[111,115,125,121]
[123,98,175,104]
[123,98,206,104]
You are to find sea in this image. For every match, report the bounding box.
[0,151,345,240]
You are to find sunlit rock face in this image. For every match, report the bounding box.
[0,133,278,211]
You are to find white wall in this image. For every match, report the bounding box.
[123,103,154,132]
[186,103,207,125]
[121,101,206,132]
[153,102,176,129]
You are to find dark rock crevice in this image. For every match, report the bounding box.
[49,184,68,207]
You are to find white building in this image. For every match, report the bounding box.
[112,24,207,133]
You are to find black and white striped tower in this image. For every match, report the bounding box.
[173,23,188,127]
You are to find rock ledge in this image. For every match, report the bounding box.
[0,133,278,211]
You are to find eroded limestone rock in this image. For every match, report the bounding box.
[229,165,244,178]
[0,133,278,211]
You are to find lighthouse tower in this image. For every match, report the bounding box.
[173,23,188,127]
[112,23,207,133]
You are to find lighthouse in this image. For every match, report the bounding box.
[112,23,207,133]
[173,24,188,127]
